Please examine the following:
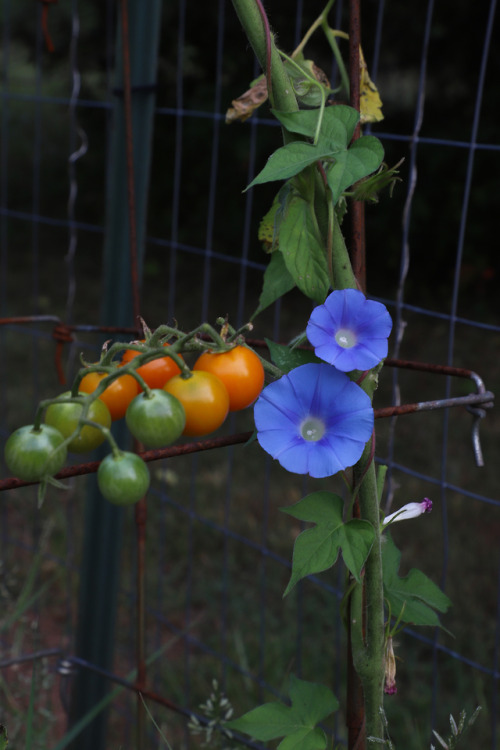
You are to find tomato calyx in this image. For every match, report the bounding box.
[119,339,189,389]
[74,363,150,400]
[78,368,139,421]
[214,316,255,345]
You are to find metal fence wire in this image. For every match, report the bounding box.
[0,0,499,749]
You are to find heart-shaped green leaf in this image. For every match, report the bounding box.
[225,674,338,750]
[282,492,375,595]
[382,534,452,628]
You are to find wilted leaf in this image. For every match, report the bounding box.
[258,183,293,252]
[225,75,268,123]
[258,201,280,252]
[359,46,384,124]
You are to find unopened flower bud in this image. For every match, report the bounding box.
[383,498,432,526]
[384,636,397,695]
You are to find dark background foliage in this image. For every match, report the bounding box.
[1,0,498,323]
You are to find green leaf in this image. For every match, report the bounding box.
[247,107,382,202]
[226,674,338,749]
[282,492,375,595]
[247,141,337,189]
[273,105,359,149]
[382,534,452,628]
[287,673,338,723]
[227,701,292,741]
[0,725,8,750]
[266,339,322,373]
[252,252,296,319]
[326,135,385,202]
[279,727,327,750]
[271,109,327,140]
[283,58,334,109]
[278,195,330,303]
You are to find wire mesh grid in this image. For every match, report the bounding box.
[0,0,499,748]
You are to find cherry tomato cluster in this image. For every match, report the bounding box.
[3,327,266,508]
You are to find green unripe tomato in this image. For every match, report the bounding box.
[4,424,67,481]
[45,392,111,453]
[97,451,150,505]
[125,389,185,448]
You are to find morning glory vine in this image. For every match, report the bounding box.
[225,0,451,747]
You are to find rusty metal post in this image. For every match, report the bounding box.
[348,0,366,293]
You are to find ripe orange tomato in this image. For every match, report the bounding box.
[193,345,265,411]
[163,371,229,436]
[121,341,182,390]
[79,371,138,421]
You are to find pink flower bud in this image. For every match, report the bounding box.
[384,636,397,695]
[383,498,432,526]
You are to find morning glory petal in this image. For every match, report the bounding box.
[253,363,373,478]
[272,440,315,475]
[307,289,393,372]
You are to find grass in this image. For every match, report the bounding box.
[0,516,69,748]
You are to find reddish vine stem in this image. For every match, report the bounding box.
[253,0,273,103]
[120,0,141,323]
[38,0,57,53]
[348,0,366,291]
[120,1,145,746]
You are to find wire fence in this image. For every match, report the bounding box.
[0,0,499,748]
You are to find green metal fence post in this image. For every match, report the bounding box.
[69,1,162,747]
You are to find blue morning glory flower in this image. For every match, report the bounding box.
[306,289,393,372]
[254,363,374,478]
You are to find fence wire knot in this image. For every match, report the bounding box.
[57,658,77,677]
[52,323,74,385]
